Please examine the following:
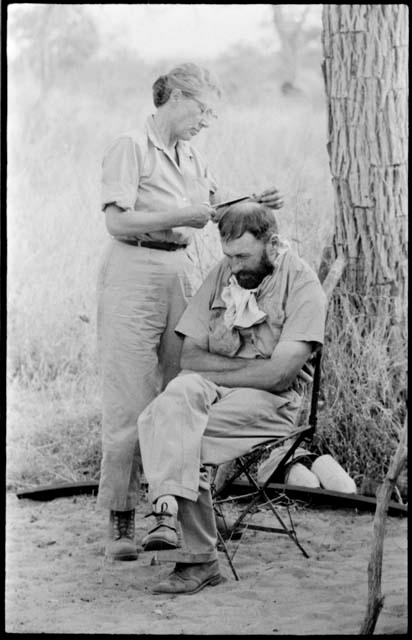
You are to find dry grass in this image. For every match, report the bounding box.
[314,288,407,491]
[6,375,102,491]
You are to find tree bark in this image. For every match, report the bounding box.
[359,419,407,634]
[321,5,408,334]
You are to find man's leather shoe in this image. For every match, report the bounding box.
[152,560,222,595]
[105,509,138,561]
[142,504,179,551]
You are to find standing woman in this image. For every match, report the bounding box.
[97,63,221,560]
[97,62,283,560]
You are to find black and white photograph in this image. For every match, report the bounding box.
[5,3,407,635]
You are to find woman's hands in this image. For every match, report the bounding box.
[104,202,215,236]
[254,187,284,210]
[180,203,216,228]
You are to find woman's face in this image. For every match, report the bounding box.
[171,90,218,141]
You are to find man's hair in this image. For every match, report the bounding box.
[217,201,279,242]
[152,62,221,107]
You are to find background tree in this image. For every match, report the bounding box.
[321,5,408,631]
[321,4,408,337]
[8,4,100,143]
[315,4,408,484]
[8,4,99,93]
[271,4,321,94]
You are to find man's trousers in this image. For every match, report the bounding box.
[138,372,302,562]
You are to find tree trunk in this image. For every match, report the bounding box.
[321,5,408,335]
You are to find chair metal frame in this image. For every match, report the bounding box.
[211,348,323,579]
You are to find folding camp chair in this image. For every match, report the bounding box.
[210,348,323,580]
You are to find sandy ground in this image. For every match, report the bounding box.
[5,490,407,635]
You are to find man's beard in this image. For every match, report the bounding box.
[235,254,274,289]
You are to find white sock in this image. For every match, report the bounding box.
[154,494,178,515]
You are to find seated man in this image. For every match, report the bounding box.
[137,201,327,595]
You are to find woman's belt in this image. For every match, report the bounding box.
[119,238,187,251]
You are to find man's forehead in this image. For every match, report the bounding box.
[222,232,265,254]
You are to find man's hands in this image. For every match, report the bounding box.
[254,187,284,210]
[180,337,313,393]
[181,338,247,372]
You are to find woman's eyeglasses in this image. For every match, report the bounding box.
[188,96,218,121]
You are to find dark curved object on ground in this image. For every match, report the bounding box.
[16,481,99,501]
[15,479,407,517]
[231,479,408,517]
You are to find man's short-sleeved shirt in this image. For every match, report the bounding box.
[175,249,327,358]
[101,115,218,246]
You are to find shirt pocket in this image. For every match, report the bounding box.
[209,309,241,357]
[260,297,285,329]
[255,299,285,356]
[184,174,211,205]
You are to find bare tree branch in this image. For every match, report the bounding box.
[359,419,407,634]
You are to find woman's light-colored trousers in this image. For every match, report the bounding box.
[96,239,194,511]
[138,372,302,562]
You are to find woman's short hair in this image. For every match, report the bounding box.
[217,201,279,243]
[152,62,221,107]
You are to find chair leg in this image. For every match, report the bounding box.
[213,499,242,579]
[230,461,310,558]
[212,454,310,574]
[218,486,309,560]
[216,529,240,581]
[260,489,310,558]
[228,492,262,533]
